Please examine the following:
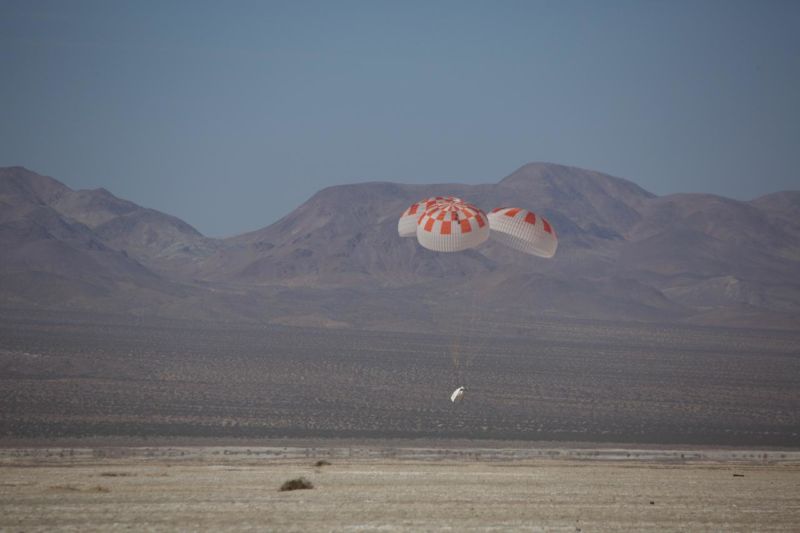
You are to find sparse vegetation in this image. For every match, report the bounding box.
[1,314,799,447]
[8,453,800,531]
[49,484,110,493]
[314,460,331,467]
[279,477,314,491]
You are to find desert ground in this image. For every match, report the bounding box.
[1,311,799,446]
[1,446,799,532]
[1,312,799,529]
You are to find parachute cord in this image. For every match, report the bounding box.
[443,280,493,390]
[465,281,481,380]
[461,285,503,388]
[450,284,468,386]
[436,295,462,389]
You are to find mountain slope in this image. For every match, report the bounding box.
[1,167,220,279]
[190,162,799,327]
[1,164,798,329]
[0,168,250,320]
[0,168,175,311]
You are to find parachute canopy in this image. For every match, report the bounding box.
[487,207,558,258]
[398,196,462,238]
[398,196,557,257]
[416,200,489,252]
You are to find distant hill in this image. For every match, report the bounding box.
[0,167,217,318]
[1,164,798,329]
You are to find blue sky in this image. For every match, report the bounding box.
[1,0,798,236]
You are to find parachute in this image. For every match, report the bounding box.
[397,197,462,238]
[487,207,558,258]
[397,196,559,403]
[416,200,489,253]
[398,197,557,257]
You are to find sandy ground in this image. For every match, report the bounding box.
[1,447,799,532]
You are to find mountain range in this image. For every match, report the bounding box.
[1,163,798,330]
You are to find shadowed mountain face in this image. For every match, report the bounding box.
[0,166,218,280]
[1,164,798,329]
[0,167,177,312]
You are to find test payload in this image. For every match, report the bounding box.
[450,386,465,403]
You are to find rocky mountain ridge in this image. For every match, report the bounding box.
[1,164,798,329]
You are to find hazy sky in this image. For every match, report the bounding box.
[2,1,798,236]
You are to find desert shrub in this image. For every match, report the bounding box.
[49,484,110,493]
[49,484,80,492]
[314,460,331,467]
[279,477,314,491]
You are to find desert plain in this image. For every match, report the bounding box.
[1,312,799,530]
[1,445,800,531]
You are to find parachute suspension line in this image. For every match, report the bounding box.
[461,282,480,382]
[450,328,462,384]
[449,292,466,387]
[431,295,463,388]
[434,285,471,388]
[449,280,483,388]
[464,281,494,383]
[461,278,483,386]
[461,283,505,386]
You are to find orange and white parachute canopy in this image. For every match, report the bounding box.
[416,199,489,252]
[487,207,558,258]
[397,196,462,237]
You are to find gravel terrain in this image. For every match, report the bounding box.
[1,446,799,531]
[2,314,798,447]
